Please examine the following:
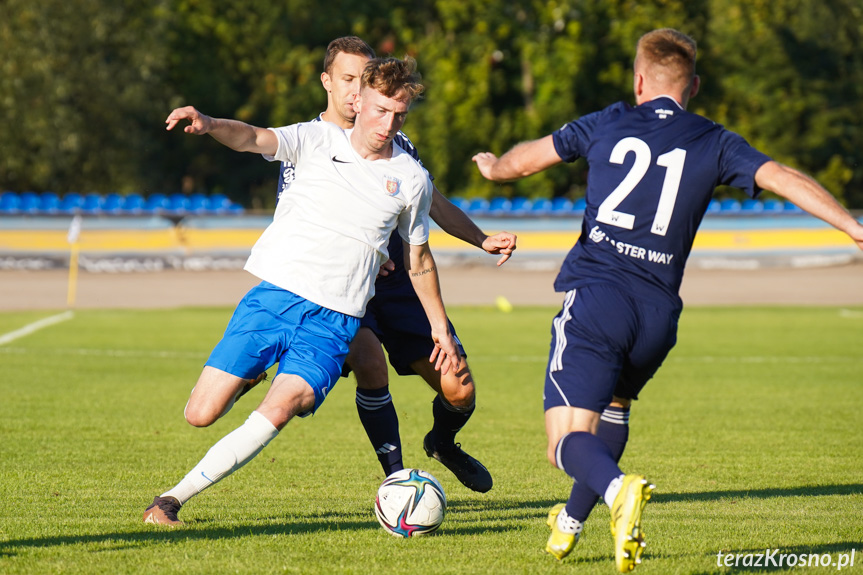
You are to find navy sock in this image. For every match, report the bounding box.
[565,406,630,521]
[356,386,403,476]
[556,431,623,507]
[428,394,473,447]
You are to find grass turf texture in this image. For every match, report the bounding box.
[0,305,861,574]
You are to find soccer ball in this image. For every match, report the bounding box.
[374,468,446,537]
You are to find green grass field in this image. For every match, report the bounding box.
[1,305,861,574]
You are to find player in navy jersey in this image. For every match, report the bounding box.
[474,28,863,571]
[277,37,517,493]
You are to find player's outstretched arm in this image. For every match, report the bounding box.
[472,135,562,182]
[428,186,518,266]
[165,106,278,156]
[755,161,863,251]
[403,240,461,375]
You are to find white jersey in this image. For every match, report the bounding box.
[245,121,433,317]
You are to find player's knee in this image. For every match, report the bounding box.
[347,353,388,390]
[183,398,221,428]
[439,366,475,408]
[441,382,475,409]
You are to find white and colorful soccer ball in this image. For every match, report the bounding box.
[375,468,446,537]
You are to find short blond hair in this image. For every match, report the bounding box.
[636,29,697,89]
[323,36,375,75]
[361,57,424,103]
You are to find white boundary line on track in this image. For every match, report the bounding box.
[0,311,74,346]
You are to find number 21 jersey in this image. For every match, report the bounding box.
[552,96,771,310]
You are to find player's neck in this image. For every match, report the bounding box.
[321,109,355,130]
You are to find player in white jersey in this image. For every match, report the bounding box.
[277,37,516,493]
[143,57,461,526]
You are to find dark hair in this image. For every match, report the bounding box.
[360,57,424,102]
[323,36,375,75]
[636,28,697,87]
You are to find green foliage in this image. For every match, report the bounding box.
[1,1,862,207]
[0,305,861,573]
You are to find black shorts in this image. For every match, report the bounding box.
[352,284,466,376]
[544,283,679,413]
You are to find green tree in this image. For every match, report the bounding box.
[0,0,171,195]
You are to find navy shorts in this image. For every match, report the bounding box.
[544,284,679,413]
[355,285,465,376]
[207,281,360,415]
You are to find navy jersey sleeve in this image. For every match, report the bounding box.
[394,132,434,181]
[276,115,322,203]
[717,130,772,198]
[552,110,606,163]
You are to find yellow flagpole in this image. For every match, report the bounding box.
[67,242,79,307]
[66,215,82,308]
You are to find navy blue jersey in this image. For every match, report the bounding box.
[552,97,771,309]
[276,118,430,293]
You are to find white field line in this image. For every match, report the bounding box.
[0,311,74,346]
[0,346,203,360]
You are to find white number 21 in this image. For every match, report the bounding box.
[595,137,686,237]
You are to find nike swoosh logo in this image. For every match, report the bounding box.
[332,156,350,163]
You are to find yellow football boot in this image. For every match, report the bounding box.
[545,503,582,560]
[609,474,654,572]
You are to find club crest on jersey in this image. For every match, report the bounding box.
[383,176,401,196]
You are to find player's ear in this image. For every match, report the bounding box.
[353,93,362,114]
[321,72,331,92]
[689,75,701,99]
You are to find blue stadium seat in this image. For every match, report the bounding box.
[572,197,587,214]
[145,193,169,213]
[719,198,741,213]
[0,192,20,214]
[168,193,190,214]
[783,201,803,213]
[59,193,83,214]
[509,196,532,215]
[188,193,209,214]
[740,199,763,214]
[81,193,104,214]
[19,191,40,214]
[762,198,783,213]
[530,198,552,216]
[39,191,60,214]
[706,199,721,214]
[102,193,123,213]
[487,196,512,215]
[550,197,573,215]
[467,198,490,216]
[207,193,232,213]
[226,203,245,214]
[121,193,145,214]
[449,197,470,212]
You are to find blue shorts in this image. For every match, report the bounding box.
[354,284,465,376]
[207,281,360,415]
[544,284,679,413]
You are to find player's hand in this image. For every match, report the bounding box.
[165,106,213,135]
[377,258,396,277]
[850,223,863,251]
[481,231,517,266]
[429,331,461,375]
[471,152,499,180]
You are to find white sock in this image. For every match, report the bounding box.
[163,411,279,505]
[604,474,626,508]
[556,508,584,535]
